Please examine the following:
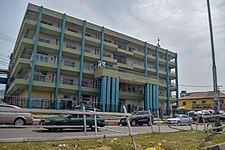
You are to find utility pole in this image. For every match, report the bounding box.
[206,0,220,127]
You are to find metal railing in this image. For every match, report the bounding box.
[98,65,157,80]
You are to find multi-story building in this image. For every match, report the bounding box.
[179,91,225,110]
[5,3,178,113]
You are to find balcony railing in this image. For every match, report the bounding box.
[97,65,157,79]
[113,56,127,64]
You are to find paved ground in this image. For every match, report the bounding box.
[0,124,201,139]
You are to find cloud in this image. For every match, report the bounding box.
[0,0,224,92]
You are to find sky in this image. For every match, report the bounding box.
[0,0,224,93]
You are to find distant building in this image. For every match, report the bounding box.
[179,91,225,110]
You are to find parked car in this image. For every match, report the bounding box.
[119,111,154,126]
[0,104,33,126]
[40,113,105,131]
[167,114,192,125]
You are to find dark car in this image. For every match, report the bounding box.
[119,111,154,126]
[40,113,105,131]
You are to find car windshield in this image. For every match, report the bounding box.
[173,115,182,118]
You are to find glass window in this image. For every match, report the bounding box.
[192,101,196,104]
[39,38,50,43]
[68,28,78,33]
[103,53,111,58]
[64,61,75,67]
[183,102,186,106]
[63,78,73,85]
[202,101,206,104]
[66,44,76,50]
[41,20,53,26]
[40,56,44,62]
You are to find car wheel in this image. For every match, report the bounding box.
[14,118,25,126]
[55,122,64,125]
[138,123,143,126]
[47,128,53,131]
[55,122,64,132]
[177,121,181,125]
[188,121,192,126]
[130,120,137,126]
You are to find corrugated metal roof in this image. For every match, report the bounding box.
[180,91,225,100]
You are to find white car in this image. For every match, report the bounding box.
[167,114,192,125]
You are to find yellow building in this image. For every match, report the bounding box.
[179,91,225,110]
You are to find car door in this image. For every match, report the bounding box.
[67,114,82,126]
[0,105,17,124]
[137,112,146,123]
[181,115,189,125]
[142,112,150,122]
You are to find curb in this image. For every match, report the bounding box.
[200,142,225,150]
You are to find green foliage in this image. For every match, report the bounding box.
[0,131,225,150]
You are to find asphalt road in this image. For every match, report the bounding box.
[0,124,201,139]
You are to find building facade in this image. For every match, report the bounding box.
[179,91,225,110]
[5,3,178,113]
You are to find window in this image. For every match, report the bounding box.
[68,28,78,33]
[104,39,112,43]
[128,46,136,52]
[202,101,206,104]
[66,44,76,50]
[85,33,91,37]
[39,38,50,43]
[114,41,127,50]
[64,61,75,67]
[63,78,74,85]
[41,20,53,26]
[220,99,224,104]
[103,53,111,58]
[40,56,45,62]
[82,81,89,87]
[84,48,91,53]
[192,101,196,104]
[182,102,186,106]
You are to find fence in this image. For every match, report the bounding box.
[3,96,146,113]
[0,105,139,149]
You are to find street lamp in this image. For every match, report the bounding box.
[206,0,220,127]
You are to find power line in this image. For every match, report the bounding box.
[0,33,16,40]
[0,33,16,44]
[0,57,9,62]
[0,36,15,43]
[0,53,10,58]
[0,62,9,66]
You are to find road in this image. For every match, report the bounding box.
[0,124,201,139]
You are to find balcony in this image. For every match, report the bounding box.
[104,41,118,51]
[95,65,158,85]
[159,79,167,87]
[10,54,31,77]
[85,35,101,47]
[117,48,133,56]
[64,30,82,43]
[133,50,144,58]
[133,63,144,71]
[63,45,81,58]
[84,48,99,62]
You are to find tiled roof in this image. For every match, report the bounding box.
[180,91,225,100]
